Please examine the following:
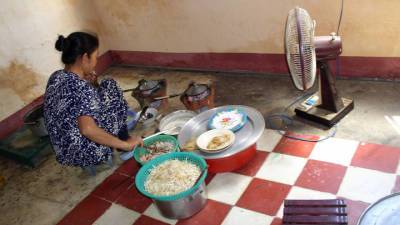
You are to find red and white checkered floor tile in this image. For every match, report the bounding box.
[57,129,400,225]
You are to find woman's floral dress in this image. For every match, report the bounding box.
[44,70,127,167]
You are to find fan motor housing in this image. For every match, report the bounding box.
[314,36,342,61]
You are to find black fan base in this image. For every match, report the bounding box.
[295,97,354,128]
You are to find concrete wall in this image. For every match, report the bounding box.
[93,0,400,57]
[0,0,105,121]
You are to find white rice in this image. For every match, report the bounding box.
[144,159,201,196]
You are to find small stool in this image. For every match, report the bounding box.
[283,199,348,224]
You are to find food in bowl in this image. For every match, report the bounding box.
[207,134,231,150]
[144,159,201,196]
[140,141,175,162]
[196,129,235,153]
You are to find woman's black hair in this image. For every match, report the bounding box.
[55,32,99,65]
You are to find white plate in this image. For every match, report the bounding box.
[196,129,235,153]
[208,108,248,132]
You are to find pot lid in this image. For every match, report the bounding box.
[186,83,208,96]
[139,80,159,91]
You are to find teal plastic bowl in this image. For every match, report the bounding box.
[135,152,207,201]
[133,135,179,165]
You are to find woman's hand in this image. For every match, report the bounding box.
[78,116,143,151]
[121,136,144,151]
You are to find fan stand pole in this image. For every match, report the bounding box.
[294,61,354,128]
[318,61,344,112]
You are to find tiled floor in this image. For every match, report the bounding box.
[57,129,400,225]
[2,67,400,225]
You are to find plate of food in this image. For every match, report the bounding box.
[196,129,235,153]
[133,135,179,165]
[207,108,248,132]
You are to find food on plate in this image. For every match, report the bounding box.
[220,116,237,127]
[182,138,197,151]
[209,109,247,131]
[196,129,235,153]
[144,159,201,196]
[139,141,175,162]
[207,134,231,150]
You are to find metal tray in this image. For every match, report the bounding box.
[178,105,265,159]
[358,192,400,225]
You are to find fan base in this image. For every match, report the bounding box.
[295,97,354,128]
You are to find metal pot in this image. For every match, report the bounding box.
[185,82,209,101]
[181,82,215,113]
[137,79,162,95]
[153,182,208,219]
[23,104,48,137]
[132,79,168,110]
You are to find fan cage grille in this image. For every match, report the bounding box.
[285,7,316,91]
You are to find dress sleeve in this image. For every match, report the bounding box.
[70,83,99,118]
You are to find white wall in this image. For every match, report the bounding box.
[93,0,400,57]
[0,0,105,120]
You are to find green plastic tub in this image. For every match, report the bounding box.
[133,134,179,165]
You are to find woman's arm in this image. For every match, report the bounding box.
[78,116,142,151]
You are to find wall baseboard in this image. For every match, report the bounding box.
[111,51,288,75]
[111,51,400,80]
[96,50,114,75]
[0,96,44,140]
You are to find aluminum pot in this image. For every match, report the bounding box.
[23,104,48,137]
[153,182,208,219]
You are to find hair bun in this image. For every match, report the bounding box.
[55,35,69,52]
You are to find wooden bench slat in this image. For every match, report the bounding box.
[284,206,347,215]
[283,215,348,224]
[284,199,346,207]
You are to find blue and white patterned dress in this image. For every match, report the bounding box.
[44,70,128,167]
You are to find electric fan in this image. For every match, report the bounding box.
[285,7,354,127]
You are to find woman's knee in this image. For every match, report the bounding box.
[99,79,124,100]
[100,79,119,91]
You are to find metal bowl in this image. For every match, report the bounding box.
[357,192,400,225]
[159,110,197,135]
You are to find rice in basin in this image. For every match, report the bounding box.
[144,159,201,196]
